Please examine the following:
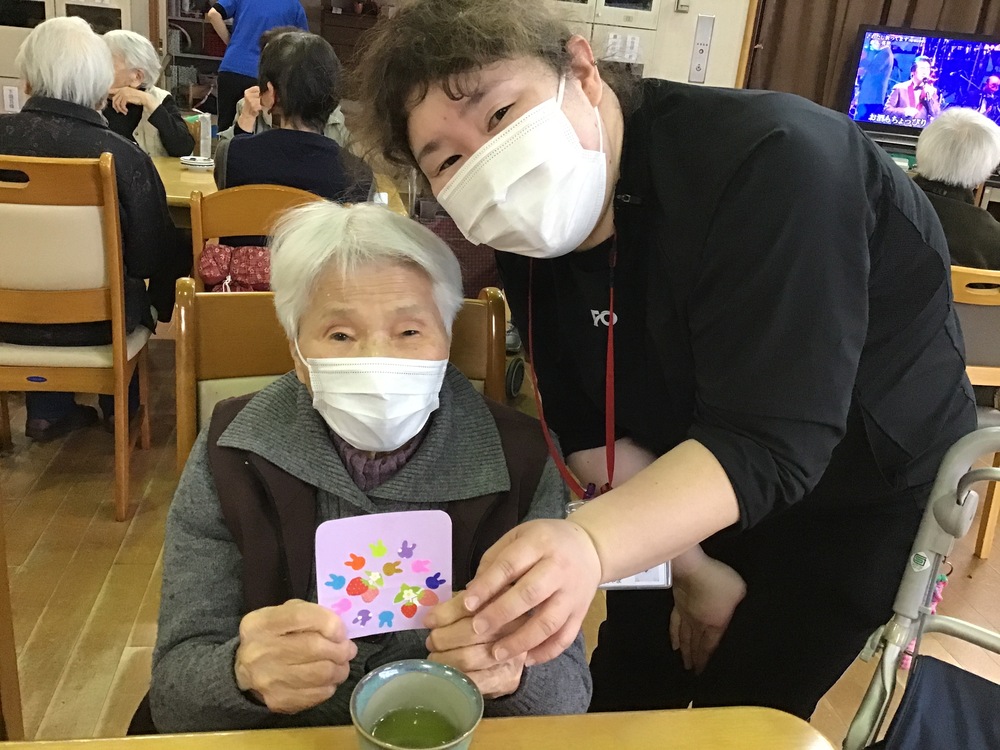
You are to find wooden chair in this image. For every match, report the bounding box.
[0,154,152,522]
[0,509,23,741]
[189,185,322,290]
[450,286,506,403]
[951,265,1000,559]
[175,279,506,469]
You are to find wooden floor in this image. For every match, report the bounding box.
[2,337,999,744]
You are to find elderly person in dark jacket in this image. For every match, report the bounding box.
[914,106,1000,408]
[914,106,1000,270]
[147,202,592,733]
[0,17,190,441]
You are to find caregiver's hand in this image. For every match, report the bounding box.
[425,519,601,666]
[426,592,531,698]
[669,551,746,675]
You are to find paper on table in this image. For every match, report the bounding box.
[315,510,453,638]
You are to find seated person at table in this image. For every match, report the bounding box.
[0,17,190,441]
[217,26,351,148]
[146,202,591,732]
[213,32,371,203]
[913,107,1000,270]
[102,30,195,158]
[914,107,1000,408]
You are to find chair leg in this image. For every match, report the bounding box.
[114,372,130,522]
[138,348,151,450]
[0,394,11,452]
[975,452,1000,559]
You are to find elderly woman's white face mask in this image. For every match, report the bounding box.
[292,261,451,453]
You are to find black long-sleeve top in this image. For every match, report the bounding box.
[214,127,372,202]
[103,91,195,158]
[213,128,373,245]
[914,175,1000,270]
[498,79,976,535]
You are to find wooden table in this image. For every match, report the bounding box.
[154,156,217,209]
[1,708,835,749]
[152,157,408,227]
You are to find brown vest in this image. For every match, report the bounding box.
[206,394,550,613]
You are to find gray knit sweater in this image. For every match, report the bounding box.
[150,367,592,732]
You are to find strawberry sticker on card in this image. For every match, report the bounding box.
[315,510,453,638]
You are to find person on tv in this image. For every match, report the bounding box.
[856,36,894,121]
[885,56,941,121]
[976,75,1000,124]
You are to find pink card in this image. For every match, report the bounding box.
[315,510,453,638]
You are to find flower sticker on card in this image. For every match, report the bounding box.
[315,510,453,638]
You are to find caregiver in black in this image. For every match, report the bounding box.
[352,0,975,718]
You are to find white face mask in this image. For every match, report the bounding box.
[436,76,608,259]
[296,344,448,453]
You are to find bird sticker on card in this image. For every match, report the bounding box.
[315,510,453,638]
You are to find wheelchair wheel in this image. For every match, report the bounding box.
[506,357,525,400]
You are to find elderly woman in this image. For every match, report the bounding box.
[217,26,351,147]
[213,31,371,204]
[0,17,189,440]
[146,202,591,733]
[102,30,195,158]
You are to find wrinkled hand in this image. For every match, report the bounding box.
[236,86,262,132]
[425,519,601,668]
[426,592,530,698]
[108,86,153,114]
[669,555,746,675]
[234,599,357,714]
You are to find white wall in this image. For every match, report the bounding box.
[0,26,30,88]
[647,0,750,87]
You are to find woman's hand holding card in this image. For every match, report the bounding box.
[425,591,530,698]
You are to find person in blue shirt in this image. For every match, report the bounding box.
[207,0,307,129]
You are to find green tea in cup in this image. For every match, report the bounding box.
[370,706,460,748]
[351,660,483,750]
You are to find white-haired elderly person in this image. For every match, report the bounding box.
[138,202,591,734]
[0,17,190,441]
[914,106,1000,270]
[102,29,195,157]
[914,106,1000,409]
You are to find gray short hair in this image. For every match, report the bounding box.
[104,30,162,87]
[16,17,114,110]
[917,107,1000,189]
[270,202,465,340]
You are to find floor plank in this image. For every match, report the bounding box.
[128,553,162,649]
[34,563,154,740]
[94,647,153,739]
[2,340,175,739]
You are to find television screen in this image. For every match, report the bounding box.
[845,26,1000,134]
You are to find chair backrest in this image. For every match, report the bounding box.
[189,185,322,290]
[0,154,126,340]
[0,510,24,740]
[174,279,507,469]
[450,287,506,402]
[952,266,1000,384]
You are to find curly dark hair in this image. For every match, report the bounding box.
[349,0,639,173]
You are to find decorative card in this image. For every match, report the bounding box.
[315,510,453,638]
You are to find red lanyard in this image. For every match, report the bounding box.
[527,245,617,500]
